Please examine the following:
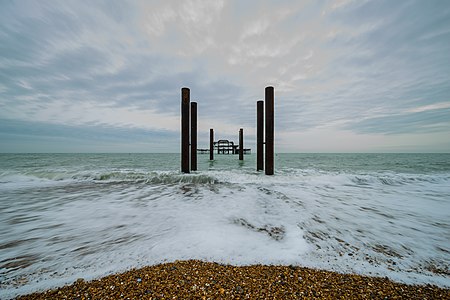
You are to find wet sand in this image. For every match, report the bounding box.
[18,260,449,299]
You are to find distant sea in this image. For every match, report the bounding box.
[1,153,449,298]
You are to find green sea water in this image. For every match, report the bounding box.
[1,152,449,175]
[1,153,449,298]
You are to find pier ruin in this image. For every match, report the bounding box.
[181,86,274,175]
[197,139,251,155]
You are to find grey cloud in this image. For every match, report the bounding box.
[289,0,450,133]
[0,118,178,152]
[1,0,450,152]
[346,108,450,135]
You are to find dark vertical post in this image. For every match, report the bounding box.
[190,102,197,171]
[209,128,214,160]
[257,100,264,171]
[239,128,244,160]
[265,86,274,175]
[181,88,190,173]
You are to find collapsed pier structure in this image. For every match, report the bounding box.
[198,139,251,155]
[181,86,274,175]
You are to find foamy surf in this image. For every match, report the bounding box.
[1,153,449,299]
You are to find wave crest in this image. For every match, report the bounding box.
[0,170,221,187]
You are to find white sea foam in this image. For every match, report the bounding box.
[1,154,449,299]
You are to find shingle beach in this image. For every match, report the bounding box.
[18,260,449,299]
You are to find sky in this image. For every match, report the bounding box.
[1,0,450,153]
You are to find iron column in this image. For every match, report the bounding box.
[190,102,197,171]
[181,88,190,173]
[265,86,274,175]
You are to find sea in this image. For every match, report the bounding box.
[0,153,449,298]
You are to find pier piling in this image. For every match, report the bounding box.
[265,86,274,175]
[180,86,268,171]
[239,128,244,161]
[191,102,197,171]
[181,88,190,173]
[257,100,264,171]
[210,128,214,161]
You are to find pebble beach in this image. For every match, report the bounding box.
[18,260,450,299]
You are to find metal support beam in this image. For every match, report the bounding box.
[209,128,214,161]
[239,128,244,161]
[190,102,197,171]
[265,86,274,175]
[257,100,264,171]
[181,88,190,173]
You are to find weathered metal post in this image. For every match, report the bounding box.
[190,102,197,171]
[181,88,190,173]
[239,128,244,161]
[257,100,264,171]
[209,128,214,161]
[265,86,274,175]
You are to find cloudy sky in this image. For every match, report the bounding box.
[1,0,449,153]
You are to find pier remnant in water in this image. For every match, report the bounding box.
[257,100,264,171]
[180,86,271,173]
[191,102,197,171]
[239,128,244,160]
[265,86,274,175]
[210,128,214,161]
[181,88,190,173]
[198,139,250,155]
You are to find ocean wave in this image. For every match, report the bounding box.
[349,173,448,187]
[1,168,449,189]
[0,170,221,188]
[1,155,450,298]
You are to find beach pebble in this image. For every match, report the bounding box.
[17,260,450,300]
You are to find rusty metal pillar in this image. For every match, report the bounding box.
[190,102,197,171]
[257,100,264,171]
[239,128,244,161]
[209,128,214,161]
[265,86,274,175]
[181,88,190,173]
